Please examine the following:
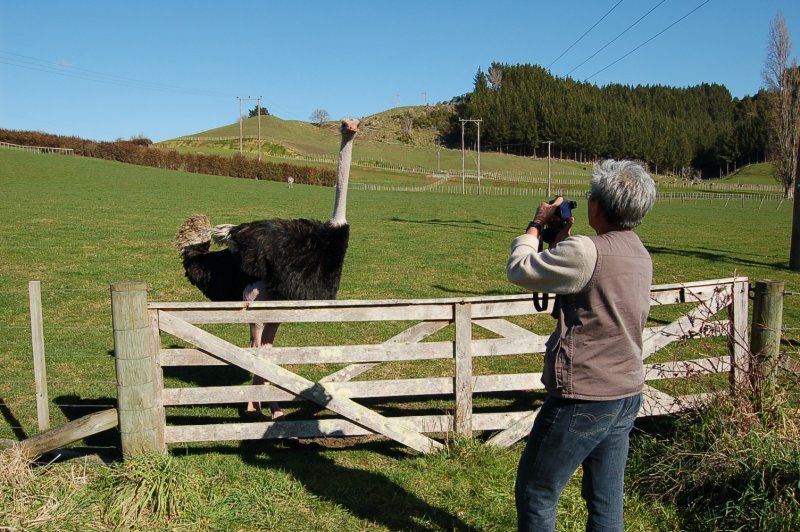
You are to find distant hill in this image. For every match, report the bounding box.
[170,105,450,150]
[158,107,780,188]
[159,106,595,178]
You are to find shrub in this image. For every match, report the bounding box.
[0,129,336,187]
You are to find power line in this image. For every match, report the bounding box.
[566,0,667,77]
[547,0,626,69]
[584,0,713,82]
[0,49,230,98]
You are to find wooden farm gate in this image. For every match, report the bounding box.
[111,277,749,456]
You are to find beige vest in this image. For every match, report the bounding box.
[542,230,652,400]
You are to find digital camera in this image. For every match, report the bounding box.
[541,198,578,245]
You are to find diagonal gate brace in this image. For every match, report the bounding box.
[158,311,443,454]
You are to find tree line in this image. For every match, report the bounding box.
[438,63,771,178]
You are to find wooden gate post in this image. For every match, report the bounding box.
[111,282,163,457]
[749,279,785,408]
[454,302,473,437]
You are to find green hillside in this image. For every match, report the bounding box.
[158,108,593,179]
[157,107,782,193]
[721,162,777,185]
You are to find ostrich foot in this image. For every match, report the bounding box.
[266,401,284,421]
[242,409,271,422]
[243,401,284,421]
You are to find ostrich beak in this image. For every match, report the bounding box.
[341,118,360,133]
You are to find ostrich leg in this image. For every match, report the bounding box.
[243,282,284,420]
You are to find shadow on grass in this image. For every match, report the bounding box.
[0,398,28,441]
[162,363,251,389]
[645,244,788,271]
[51,394,121,461]
[389,216,517,235]
[240,438,474,531]
[432,284,516,296]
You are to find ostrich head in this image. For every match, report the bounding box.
[340,117,360,136]
[329,117,360,227]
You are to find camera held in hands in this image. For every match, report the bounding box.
[541,198,578,245]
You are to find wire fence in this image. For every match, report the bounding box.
[0,285,117,453]
[349,181,788,203]
[168,136,786,194]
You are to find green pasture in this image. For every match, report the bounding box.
[161,114,785,197]
[163,114,602,177]
[722,161,777,184]
[1,148,798,530]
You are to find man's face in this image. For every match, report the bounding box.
[587,196,600,233]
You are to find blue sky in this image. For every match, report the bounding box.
[1,1,798,142]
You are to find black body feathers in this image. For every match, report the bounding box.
[179,241,259,302]
[177,215,350,302]
[225,218,349,301]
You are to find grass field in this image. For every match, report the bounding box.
[1,148,798,530]
[158,113,786,200]
[162,113,630,179]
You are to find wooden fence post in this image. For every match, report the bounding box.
[454,302,473,437]
[728,278,750,392]
[749,279,784,408]
[111,282,163,457]
[28,281,50,431]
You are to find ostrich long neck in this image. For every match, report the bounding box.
[329,132,354,226]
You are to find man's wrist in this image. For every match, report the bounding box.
[527,220,544,232]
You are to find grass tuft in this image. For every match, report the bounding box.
[629,393,800,530]
[100,453,199,528]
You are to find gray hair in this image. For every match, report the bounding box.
[590,159,656,229]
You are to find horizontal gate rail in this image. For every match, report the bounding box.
[130,277,748,454]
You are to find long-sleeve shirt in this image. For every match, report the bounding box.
[506,233,598,295]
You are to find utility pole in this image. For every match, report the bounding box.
[256,96,262,162]
[238,97,243,155]
[477,121,481,194]
[461,120,465,194]
[544,141,554,197]
[436,136,441,173]
[237,96,263,161]
[459,118,483,194]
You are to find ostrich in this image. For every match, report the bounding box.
[175,117,360,420]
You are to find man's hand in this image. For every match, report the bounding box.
[553,216,574,245]
[533,196,564,226]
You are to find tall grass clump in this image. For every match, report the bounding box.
[98,452,200,528]
[628,391,800,531]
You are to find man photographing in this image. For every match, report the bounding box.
[506,159,657,532]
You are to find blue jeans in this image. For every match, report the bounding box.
[515,394,642,532]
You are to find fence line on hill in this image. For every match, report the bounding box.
[168,136,784,193]
[350,182,786,202]
[0,141,74,155]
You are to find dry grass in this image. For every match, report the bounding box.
[0,446,96,530]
